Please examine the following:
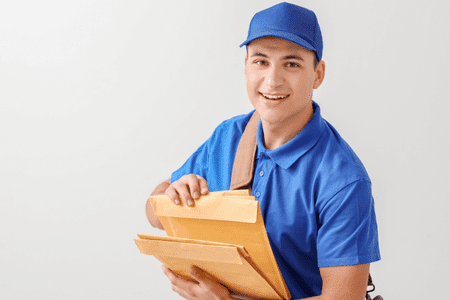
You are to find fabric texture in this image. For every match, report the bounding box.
[171,101,381,299]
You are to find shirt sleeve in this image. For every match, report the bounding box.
[316,179,381,267]
[171,138,210,184]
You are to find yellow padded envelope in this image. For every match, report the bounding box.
[134,234,281,299]
[146,190,291,300]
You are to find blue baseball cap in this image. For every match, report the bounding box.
[240,2,323,61]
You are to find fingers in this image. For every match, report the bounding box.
[162,264,230,300]
[189,266,231,299]
[162,265,198,299]
[166,175,193,205]
[176,175,195,206]
[165,175,209,207]
[197,175,209,195]
[185,175,202,202]
[165,185,182,205]
[171,284,192,300]
[189,265,212,286]
[189,266,221,289]
[161,265,188,287]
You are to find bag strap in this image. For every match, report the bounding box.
[229,110,383,300]
[229,110,260,191]
[366,274,384,300]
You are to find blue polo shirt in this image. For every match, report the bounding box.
[171,101,381,299]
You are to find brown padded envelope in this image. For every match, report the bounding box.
[148,190,290,300]
[135,234,281,299]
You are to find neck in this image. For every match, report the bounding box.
[261,104,314,150]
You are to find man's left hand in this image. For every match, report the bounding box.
[161,264,232,300]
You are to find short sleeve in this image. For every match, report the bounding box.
[316,179,381,267]
[170,111,254,191]
[171,139,210,184]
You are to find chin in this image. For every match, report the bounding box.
[254,107,289,124]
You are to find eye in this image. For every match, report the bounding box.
[286,62,300,68]
[254,60,268,66]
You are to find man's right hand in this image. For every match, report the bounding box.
[165,174,209,206]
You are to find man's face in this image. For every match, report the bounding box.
[245,37,323,126]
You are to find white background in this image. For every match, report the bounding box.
[1,0,449,299]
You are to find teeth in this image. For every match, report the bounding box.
[261,93,289,100]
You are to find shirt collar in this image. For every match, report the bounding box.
[256,101,326,169]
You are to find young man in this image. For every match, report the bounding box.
[146,2,381,299]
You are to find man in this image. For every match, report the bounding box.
[146,2,381,299]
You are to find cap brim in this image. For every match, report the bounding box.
[239,31,316,53]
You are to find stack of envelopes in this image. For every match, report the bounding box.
[134,190,290,300]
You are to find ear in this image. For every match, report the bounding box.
[313,60,326,89]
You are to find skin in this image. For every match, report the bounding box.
[244,37,325,150]
[146,37,370,299]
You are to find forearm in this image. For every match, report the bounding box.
[146,179,171,229]
[150,179,171,196]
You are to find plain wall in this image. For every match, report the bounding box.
[1,0,449,299]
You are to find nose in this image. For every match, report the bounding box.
[266,65,284,89]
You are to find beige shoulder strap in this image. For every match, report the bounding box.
[229,110,260,191]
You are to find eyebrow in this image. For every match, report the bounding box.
[251,52,304,61]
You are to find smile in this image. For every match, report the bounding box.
[260,92,290,100]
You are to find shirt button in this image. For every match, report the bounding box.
[255,192,261,197]
[259,171,264,177]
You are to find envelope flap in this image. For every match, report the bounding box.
[134,238,243,265]
[137,233,252,257]
[210,190,251,197]
[149,195,258,223]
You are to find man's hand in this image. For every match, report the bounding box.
[161,264,232,300]
[146,174,209,230]
[165,174,209,206]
